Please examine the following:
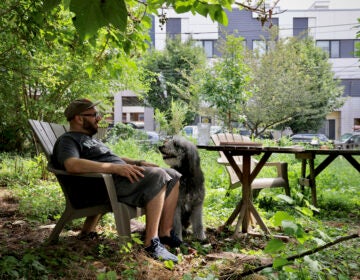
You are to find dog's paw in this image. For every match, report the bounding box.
[193,232,207,242]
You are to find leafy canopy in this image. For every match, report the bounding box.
[198,34,252,130]
[140,36,207,124]
[44,0,233,43]
[243,32,344,136]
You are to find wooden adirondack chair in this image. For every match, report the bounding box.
[28,119,143,243]
[211,133,290,196]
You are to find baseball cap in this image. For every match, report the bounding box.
[64,98,101,121]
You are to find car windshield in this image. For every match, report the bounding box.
[339,133,353,142]
[183,127,193,136]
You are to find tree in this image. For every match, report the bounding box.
[355,18,360,57]
[0,0,145,151]
[140,36,206,124]
[44,1,281,52]
[198,35,251,131]
[243,33,344,136]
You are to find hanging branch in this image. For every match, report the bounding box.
[222,233,359,278]
[234,0,285,27]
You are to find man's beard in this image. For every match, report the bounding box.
[83,118,98,136]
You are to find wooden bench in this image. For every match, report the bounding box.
[211,133,290,197]
[28,119,143,243]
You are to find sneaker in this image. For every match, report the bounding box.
[145,237,178,263]
[159,229,182,248]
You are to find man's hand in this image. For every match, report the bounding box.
[141,161,158,167]
[113,164,145,183]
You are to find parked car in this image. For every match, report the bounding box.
[145,131,160,145]
[124,121,144,129]
[290,133,331,146]
[210,125,223,135]
[334,132,360,149]
[183,125,198,139]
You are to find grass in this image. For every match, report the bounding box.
[0,139,359,279]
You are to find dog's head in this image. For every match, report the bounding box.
[159,136,199,170]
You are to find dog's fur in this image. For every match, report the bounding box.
[159,136,206,241]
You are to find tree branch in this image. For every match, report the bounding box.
[237,233,359,277]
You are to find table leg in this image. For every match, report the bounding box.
[309,158,317,206]
[224,200,242,227]
[301,159,307,192]
[223,152,270,234]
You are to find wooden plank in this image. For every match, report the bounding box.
[50,123,67,138]
[28,120,53,158]
[41,121,58,149]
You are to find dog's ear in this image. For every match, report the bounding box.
[184,142,201,173]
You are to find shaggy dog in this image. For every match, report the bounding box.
[159,136,206,241]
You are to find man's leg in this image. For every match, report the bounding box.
[144,186,166,247]
[158,180,180,237]
[81,214,102,234]
[144,185,178,262]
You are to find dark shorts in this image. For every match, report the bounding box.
[113,167,181,208]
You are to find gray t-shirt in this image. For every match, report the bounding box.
[52,131,125,169]
[51,131,181,207]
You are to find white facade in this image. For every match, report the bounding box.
[116,0,360,137]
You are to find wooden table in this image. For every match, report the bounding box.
[197,144,360,235]
[295,149,360,207]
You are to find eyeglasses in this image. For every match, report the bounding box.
[79,112,101,119]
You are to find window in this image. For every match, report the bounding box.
[252,40,275,55]
[130,113,144,122]
[196,40,214,58]
[316,40,340,58]
[252,40,266,55]
[354,40,360,58]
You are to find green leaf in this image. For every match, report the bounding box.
[272,211,295,227]
[101,0,127,31]
[304,256,320,272]
[215,9,228,26]
[281,220,298,236]
[174,1,193,13]
[264,238,285,254]
[193,2,209,17]
[277,194,294,204]
[312,237,326,246]
[295,206,313,217]
[43,0,61,12]
[70,0,107,40]
[273,257,289,269]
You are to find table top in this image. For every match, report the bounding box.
[197,144,360,155]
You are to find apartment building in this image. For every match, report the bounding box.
[116,0,360,138]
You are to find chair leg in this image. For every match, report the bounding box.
[114,203,133,237]
[281,163,290,197]
[46,208,74,244]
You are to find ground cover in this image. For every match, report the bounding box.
[0,143,359,279]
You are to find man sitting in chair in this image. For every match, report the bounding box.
[52,98,182,263]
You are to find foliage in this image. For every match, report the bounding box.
[1,145,359,279]
[356,18,360,58]
[140,36,206,124]
[46,0,233,44]
[243,31,344,136]
[154,99,189,135]
[198,34,252,130]
[0,0,147,152]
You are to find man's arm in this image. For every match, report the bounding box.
[121,157,158,167]
[64,157,145,183]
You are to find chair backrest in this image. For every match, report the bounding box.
[211,133,258,170]
[29,119,110,209]
[29,120,108,161]
[28,120,67,161]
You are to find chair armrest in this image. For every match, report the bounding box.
[264,162,288,177]
[47,165,110,179]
